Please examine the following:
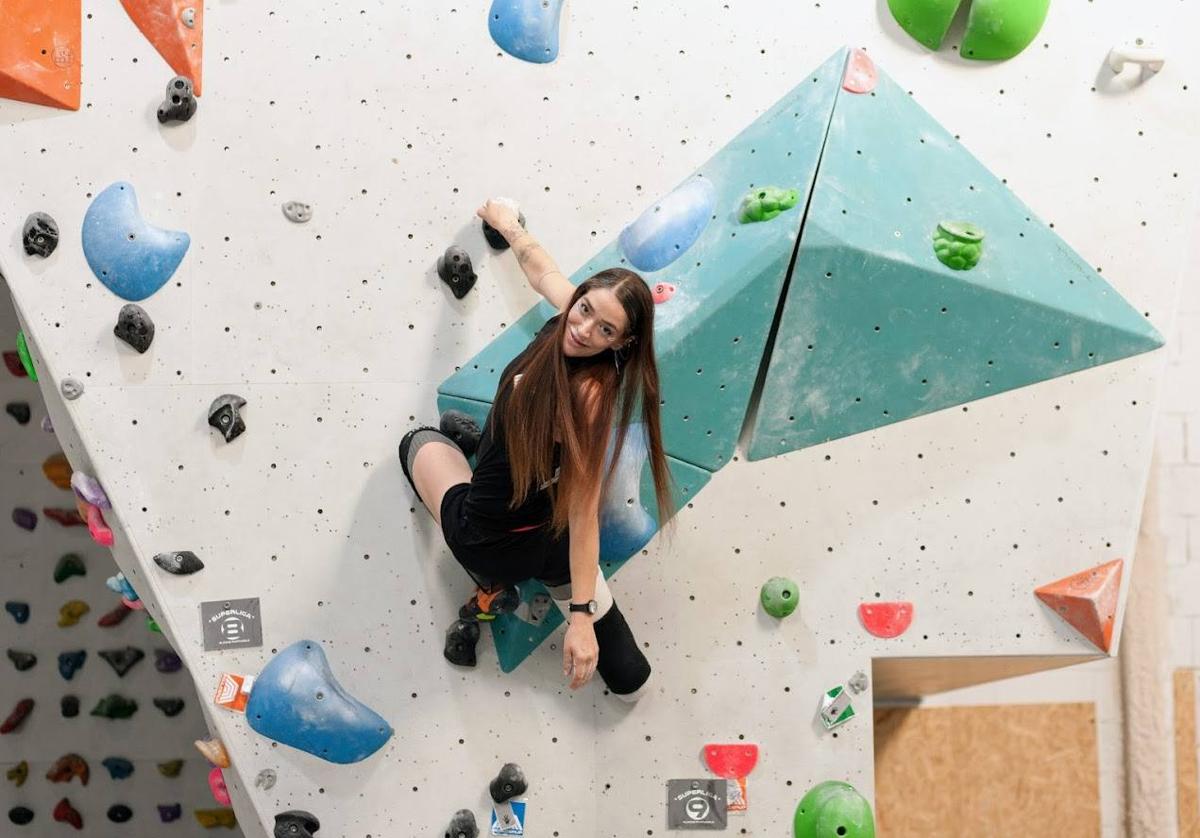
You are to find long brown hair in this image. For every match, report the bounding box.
[498,268,676,540]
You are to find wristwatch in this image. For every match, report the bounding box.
[568,600,598,617]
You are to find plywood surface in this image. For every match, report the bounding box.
[1176,669,1199,838]
[875,703,1099,837]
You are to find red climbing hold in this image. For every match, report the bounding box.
[3,351,27,377]
[1,698,34,734]
[43,506,85,527]
[704,743,759,812]
[98,602,133,627]
[842,48,878,94]
[858,601,913,638]
[54,797,83,830]
[1034,558,1123,652]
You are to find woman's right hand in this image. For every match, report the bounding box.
[476,198,520,236]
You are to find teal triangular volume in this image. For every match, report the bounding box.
[746,58,1164,460]
[440,49,848,472]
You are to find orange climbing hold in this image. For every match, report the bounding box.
[120,0,204,95]
[1034,558,1124,652]
[0,0,81,110]
[43,453,72,489]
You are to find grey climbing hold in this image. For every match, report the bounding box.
[154,550,205,575]
[282,201,312,223]
[61,696,79,717]
[22,212,59,257]
[99,647,145,678]
[437,246,477,299]
[41,415,53,432]
[255,768,277,790]
[181,6,196,27]
[208,394,247,442]
[489,763,527,804]
[157,75,197,124]
[114,303,155,353]
[848,670,869,694]
[274,809,320,838]
[7,650,36,672]
[154,697,186,717]
[5,402,31,424]
[446,809,479,838]
[482,207,524,250]
[529,592,552,623]
[61,378,83,400]
[443,619,481,667]
[440,409,482,458]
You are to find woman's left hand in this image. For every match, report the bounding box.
[563,617,599,689]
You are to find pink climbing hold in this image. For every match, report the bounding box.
[79,501,114,547]
[842,48,878,94]
[651,282,677,304]
[1034,558,1123,652]
[208,766,231,805]
[121,596,144,611]
[858,601,913,638]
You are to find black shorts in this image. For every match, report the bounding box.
[439,483,571,587]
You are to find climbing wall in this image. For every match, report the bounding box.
[1,2,1198,836]
[0,276,242,835]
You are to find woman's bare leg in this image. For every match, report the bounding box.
[412,440,474,527]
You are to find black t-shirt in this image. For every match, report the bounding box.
[464,315,576,534]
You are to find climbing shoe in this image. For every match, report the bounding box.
[459,585,521,622]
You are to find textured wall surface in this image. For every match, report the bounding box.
[1,1,1198,836]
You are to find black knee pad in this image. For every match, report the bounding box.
[593,601,650,696]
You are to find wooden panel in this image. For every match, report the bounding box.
[1177,669,1199,838]
[875,703,1099,837]
[873,654,1102,700]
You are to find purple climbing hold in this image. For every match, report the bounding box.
[70,472,110,509]
[155,648,184,673]
[12,508,37,531]
[5,602,30,624]
[158,803,183,822]
[5,402,31,425]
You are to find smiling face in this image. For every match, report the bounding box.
[562,288,630,357]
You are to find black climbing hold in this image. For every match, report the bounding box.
[489,762,527,804]
[7,806,34,826]
[22,211,59,257]
[114,303,155,353]
[58,650,86,680]
[99,647,145,678]
[440,409,482,459]
[437,246,478,299]
[443,619,481,667]
[5,402,31,425]
[153,697,185,717]
[153,550,205,575]
[107,803,133,823]
[208,394,247,442]
[482,211,525,251]
[7,650,36,672]
[61,695,80,717]
[157,75,198,124]
[446,809,479,838]
[274,809,321,838]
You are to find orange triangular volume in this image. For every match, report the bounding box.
[119,0,204,95]
[1034,559,1124,652]
[0,0,82,110]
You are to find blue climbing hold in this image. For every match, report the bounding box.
[101,756,134,780]
[597,424,657,561]
[105,572,139,601]
[488,0,564,64]
[618,176,717,272]
[58,649,87,680]
[245,639,393,764]
[4,602,30,624]
[82,182,190,302]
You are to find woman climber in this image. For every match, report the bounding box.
[399,199,676,700]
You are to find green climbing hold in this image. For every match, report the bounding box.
[933,221,984,270]
[157,759,184,777]
[739,187,800,223]
[886,0,962,50]
[15,332,37,382]
[760,577,800,618]
[961,0,1052,61]
[794,780,876,838]
[147,617,162,633]
[54,554,87,584]
[90,694,138,719]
